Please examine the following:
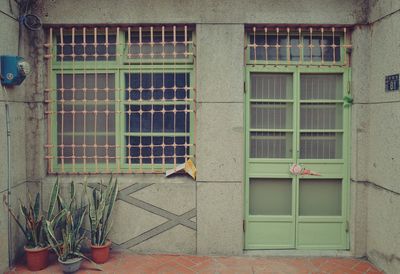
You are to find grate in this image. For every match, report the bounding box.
[45,25,195,174]
[247,26,352,65]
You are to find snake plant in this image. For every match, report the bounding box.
[3,178,60,248]
[43,181,89,260]
[85,176,118,246]
[44,180,101,270]
[45,208,87,262]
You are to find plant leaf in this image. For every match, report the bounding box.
[47,178,60,219]
[58,194,66,211]
[68,181,76,211]
[33,192,41,222]
[103,220,113,246]
[101,178,118,243]
[73,252,103,271]
[4,199,30,240]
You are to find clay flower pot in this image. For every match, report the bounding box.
[90,240,112,264]
[24,246,49,271]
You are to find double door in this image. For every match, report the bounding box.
[245,67,350,249]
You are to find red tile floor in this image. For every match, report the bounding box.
[6,251,384,274]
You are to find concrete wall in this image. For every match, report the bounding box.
[40,0,367,25]
[29,0,372,258]
[196,24,244,255]
[35,0,373,257]
[6,0,399,271]
[41,175,197,254]
[349,25,371,257]
[363,1,400,273]
[0,0,30,272]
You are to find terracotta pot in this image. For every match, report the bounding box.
[90,240,112,264]
[24,246,49,271]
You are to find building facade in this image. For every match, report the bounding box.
[0,0,399,273]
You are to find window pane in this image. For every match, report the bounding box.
[290,37,301,61]
[124,71,193,167]
[127,29,192,59]
[125,73,190,101]
[56,33,117,61]
[126,136,189,164]
[250,132,292,158]
[251,102,293,129]
[249,31,343,63]
[57,74,115,101]
[300,103,342,130]
[299,179,342,216]
[250,179,292,215]
[56,73,116,164]
[303,35,341,62]
[251,73,293,100]
[300,74,342,100]
[57,135,115,164]
[125,104,190,133]
[249,34,300,61]
[300,133,342,159]
[266,35,288,61]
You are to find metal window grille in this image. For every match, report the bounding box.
[247,26,352,66]
[45,25,196,174]
[246,26,351,160]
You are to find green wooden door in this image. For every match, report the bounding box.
[245,66,350,249]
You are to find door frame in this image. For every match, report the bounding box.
[244,65,351,250]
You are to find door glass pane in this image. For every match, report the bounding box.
[300,133,342,159]
[251,132,292,158]
[251,74,293,99]
[251,103,293,129]
[300,103,342,129]
[299,179,342,216]
[300,74,342,100]
[250,179,292,215]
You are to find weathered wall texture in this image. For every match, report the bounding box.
[33,0,370,257]
[196,24,244,255]
[33,0,372,254]
[30,0,371,258]
[349,25,371,257]
[0,0,30,272]
[3,0,400,271]
[363,1,400,273]
[39,0,367,25]
[41,175,197,254]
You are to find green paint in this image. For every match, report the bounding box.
[244,65,351,250]
[49,30,195,173]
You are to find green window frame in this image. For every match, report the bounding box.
[45,26,195,174]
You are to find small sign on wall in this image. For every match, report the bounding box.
[385,74,399,91]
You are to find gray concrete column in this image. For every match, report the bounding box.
[195,24,244,255]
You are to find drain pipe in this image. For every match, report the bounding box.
[6,103,12,268]
[2,85,13,268]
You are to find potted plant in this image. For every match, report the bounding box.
[85,176,118,264]
[45,181,101,273]
[3,180,59,271]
